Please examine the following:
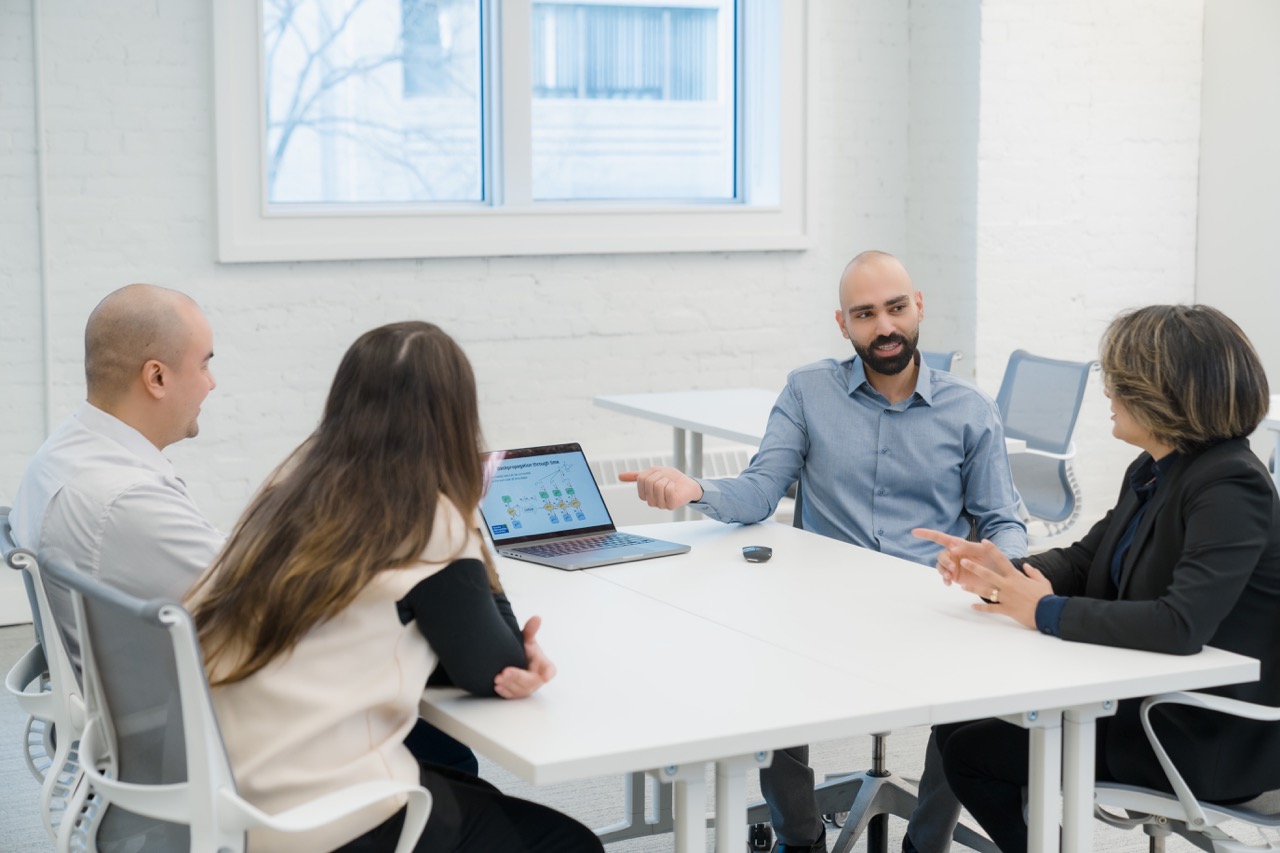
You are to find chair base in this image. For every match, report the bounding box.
[822,771,997,853]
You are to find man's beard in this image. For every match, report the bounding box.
[854,329,920,376]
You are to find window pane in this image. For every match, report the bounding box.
[530,1,736,201]
[263,0,483,205]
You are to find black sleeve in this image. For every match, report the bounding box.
[399,558,527,696]
[424,590,523,687]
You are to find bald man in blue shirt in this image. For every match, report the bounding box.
[623,250,1026,853]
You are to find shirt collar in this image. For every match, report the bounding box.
[846,353,935,406]
[73,401,177,478]
[1129,450,1179,500]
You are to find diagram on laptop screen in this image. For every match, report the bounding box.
[483,450,611,540]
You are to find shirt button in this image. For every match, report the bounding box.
[877,488,887,496]
[881,447,890,454]
[877,528,884,535]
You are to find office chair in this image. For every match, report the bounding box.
[995,350,1098,544]
[742,486,996,853]
[42,555,432,853]
[2,507,88,843]
[921,350,962,372]
[1094,692,1280,852]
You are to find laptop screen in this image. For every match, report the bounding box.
[480,443,617,545]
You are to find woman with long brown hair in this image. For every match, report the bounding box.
[187,322,602,853]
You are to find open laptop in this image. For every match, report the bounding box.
[479,443,690,570]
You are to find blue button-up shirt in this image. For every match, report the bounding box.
[692,356,1027,566]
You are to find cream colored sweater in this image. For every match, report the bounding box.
[206,500,483,852]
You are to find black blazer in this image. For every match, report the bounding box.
[1020,438,1280,801]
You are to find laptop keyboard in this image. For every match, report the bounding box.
[519,532,650,557]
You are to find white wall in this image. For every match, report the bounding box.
[974,0,1206,528]
[0,0,911,534]
[0,0,1209,604]
[907,0,981,375]
[1196,0,1280,387]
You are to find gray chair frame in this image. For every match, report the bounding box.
[2,506,88,843]
[42,555,431,853]
[1094,691,1280,852]
[921,350,962,373]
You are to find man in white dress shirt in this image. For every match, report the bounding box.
[10,283,224,662]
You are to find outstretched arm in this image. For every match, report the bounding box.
[619,467,704,511]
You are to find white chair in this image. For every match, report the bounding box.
[994,350,1098,544]
[2,506,88,843]
[42,554,432,853]
[1095,692,1280,852]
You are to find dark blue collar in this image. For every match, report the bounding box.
[1129,451,1179,502]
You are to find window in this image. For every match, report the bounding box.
[214,0,807,261]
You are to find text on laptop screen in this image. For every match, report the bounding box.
[481,448,613,542]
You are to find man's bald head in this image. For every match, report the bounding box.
[839,250,908,294]
[85,284,201,406]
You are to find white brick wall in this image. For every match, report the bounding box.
[907,0,981,378]
[0,0,913,531]
[974,0,1205,532]
[0,0,1208,555]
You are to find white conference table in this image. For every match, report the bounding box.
[420,534,933,853]
[421,520,1258,853]
[1259,393,1280,493]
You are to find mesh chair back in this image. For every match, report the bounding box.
[995,350,1096,527]
[995,350,1093,454]
[43,556,193,851]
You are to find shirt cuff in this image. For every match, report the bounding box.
[1034,595,1068,636]
[689,478,716,507]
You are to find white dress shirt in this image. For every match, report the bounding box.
[10,402,224,661]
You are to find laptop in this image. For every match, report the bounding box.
[479,443,690,570]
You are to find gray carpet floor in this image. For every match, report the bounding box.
[0,622,1257,851]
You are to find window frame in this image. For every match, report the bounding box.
[213,0,808,262]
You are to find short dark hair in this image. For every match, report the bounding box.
[1101,304,1269,452]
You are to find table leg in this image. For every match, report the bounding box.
[594,772,676,843]
[649,753,772,853]
[713,752,772,853]
[652,764,707,853]
[673,428,688,522]
[1062,701,1116,852]
[716,760,746,853]
[1001,709,1062,853]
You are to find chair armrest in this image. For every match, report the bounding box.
[79,717,194,821]
[219,781,432,853]
[1138,691,1280,830]
[1020,441,1077,462]
[5,643,52,717]
[84,710,432,852]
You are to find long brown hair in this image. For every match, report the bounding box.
[188,322,494,685]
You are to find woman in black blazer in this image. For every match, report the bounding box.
[915,304,1280,853]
